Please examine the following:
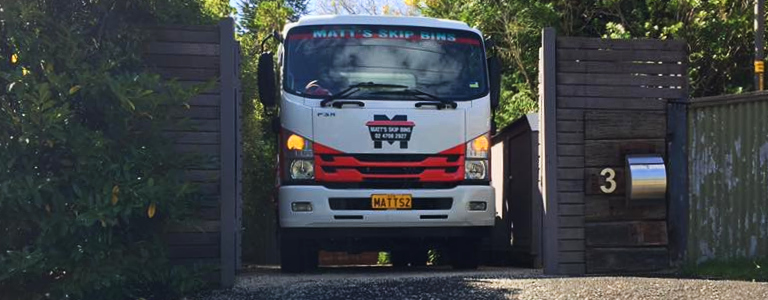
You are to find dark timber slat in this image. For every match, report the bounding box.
[168,245,220,259]
[557,145,585,156]
[556,133,585,145]
[559,251,586,263]
[559,192,585,204]
[586,221,668,247]
[559,263,586,274]
[557,73,686,86]
[186,157,220,170]
[166,132,220,144]
[557,168,584,180]
[557,156,584,168]
[556,37,686,51]
[557,109,584,120]
[558,97,667,110]
[150,29,219,43]
[559,240,586,251]
[584,196,667,222]
[557,180,584,192]
[167,220,221,233]
[144,54,220,69]
[559,216,585,227]
[167,119,220,132]
[197,184,219,196]
[173,144,219,155]
[155,67,220,81]
[145,42,220,56]
[557,49,686,63]
[188,95,221,106]
[199,207,219,220]
[167,232,220,245]
[584,111,666,140]
[145,24,218,32]
[559,204,585,216]
[586,248,669,273]
[556,120,584,133]
[171,106,220,119]
[185,170,220,183]
[179,81,221,95]
[558,85,686,99]
[584,139,665,167]
[559,228,585,240]
[557,61,685,75]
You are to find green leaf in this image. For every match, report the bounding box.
[69,85,81,95]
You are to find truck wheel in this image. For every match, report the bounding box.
[450,240,480,270]
[408,249,428,267]
[280,237,305,273]
[303,242,319,271]
[390,250,409,268]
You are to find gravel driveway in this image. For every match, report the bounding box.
[195,266,768,300]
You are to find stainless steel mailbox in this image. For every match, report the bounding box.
[625,155,667,201]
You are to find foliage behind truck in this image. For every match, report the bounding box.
[257,15,501,272]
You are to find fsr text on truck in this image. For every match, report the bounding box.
[257,15,502,272]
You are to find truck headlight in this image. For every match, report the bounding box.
[465,133,490,180]
[289,159,314,180]
[465,160,487,180]
[282,131,314,182]
[466,133,489,159]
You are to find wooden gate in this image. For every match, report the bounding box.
[539,28,688,274]
[143,18,242,287]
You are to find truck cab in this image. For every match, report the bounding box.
[257,15,501,272]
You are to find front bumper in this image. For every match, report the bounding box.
[278,185,495,228]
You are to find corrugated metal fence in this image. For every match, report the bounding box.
[688,92,768,263]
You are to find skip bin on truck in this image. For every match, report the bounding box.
[256,15,502,272]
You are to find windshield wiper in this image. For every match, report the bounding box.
[320,82,408,107]
[370,89,458,109]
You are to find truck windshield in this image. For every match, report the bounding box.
[283,25,488,101]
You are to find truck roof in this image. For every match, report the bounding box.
[283,15,481,36]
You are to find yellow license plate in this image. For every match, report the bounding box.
[371,194,412,210]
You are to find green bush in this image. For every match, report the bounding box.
[0,0,228,299]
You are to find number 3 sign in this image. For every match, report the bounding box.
[600,168,617,194]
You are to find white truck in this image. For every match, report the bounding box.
[257,15,501,272]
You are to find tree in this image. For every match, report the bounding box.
[0,0,231,298]
[417,0,762,127]
[235,0,307,263]
[314,0,418,15]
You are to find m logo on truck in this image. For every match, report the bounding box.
[366,115,415,149]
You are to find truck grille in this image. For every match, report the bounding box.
[314,145,465,183]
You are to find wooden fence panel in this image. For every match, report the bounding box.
[144,19,240,288]
[540,31,687,275]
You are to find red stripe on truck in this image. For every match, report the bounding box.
[313,143,465,183]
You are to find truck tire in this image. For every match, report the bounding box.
[450,239,480,270]
[303,242,319,271]
[408,248,428,267]
[390,250,409,268]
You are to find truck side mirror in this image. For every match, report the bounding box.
[258,52,277,107]
[488,55,501,111]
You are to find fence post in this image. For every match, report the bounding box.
[219,17,236,288]
[667,84,689,265]
[539,27,559,275]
